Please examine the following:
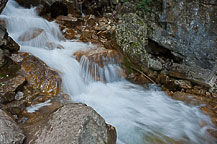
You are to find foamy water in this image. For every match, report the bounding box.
[1,0,217,143]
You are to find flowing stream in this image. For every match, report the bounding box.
[1,1,217,143]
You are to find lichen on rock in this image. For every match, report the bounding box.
[115,13,149,68]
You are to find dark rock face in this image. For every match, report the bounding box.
[0,75,25,104]
[0,20,20,69]
[50,1,68,18]
[23,103,117,144]
[115,0,217,88]
[0,109,25,144]
[149,0,217,70]
[15,0,52,8]
[0,0,8,14]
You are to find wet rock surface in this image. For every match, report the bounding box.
[18,28,44,42]
[0,109,25,144]
[22,103,116,144]
[20,53,61,96]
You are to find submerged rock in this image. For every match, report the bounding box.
[0,109,25,144]
[22,103,117,144]
[18,28,44,42]
[74,48,125,81]
[74,48,123,67]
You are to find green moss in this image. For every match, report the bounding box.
[137,0,152,11]
[1,83,5,87]
[123,56,134,73]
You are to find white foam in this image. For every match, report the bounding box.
[26,100,51,113]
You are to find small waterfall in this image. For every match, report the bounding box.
[1,0,217,144]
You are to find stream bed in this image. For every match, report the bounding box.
[1,0,217,143]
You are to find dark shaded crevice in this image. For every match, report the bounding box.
[146,39,183,63]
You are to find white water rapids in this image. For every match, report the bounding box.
[1,0,217,143]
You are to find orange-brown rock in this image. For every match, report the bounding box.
[74,48,124,81]
[63,28,76,40]
[169,92,207,106]
[18,28,44,41]
[20,53,61,96]
[74,48,123,67]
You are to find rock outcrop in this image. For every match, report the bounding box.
[115,0,217,89]
[0,109,25,144]
[115,13,148,67]
[22,103,117,144]
[149,0,217,70]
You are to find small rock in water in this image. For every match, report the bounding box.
[15,91,24,100]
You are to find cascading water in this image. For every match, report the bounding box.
[1,0,217,143]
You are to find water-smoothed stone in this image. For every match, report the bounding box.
[74,48,123,67]
[0,75,25,104]
[46,42,64,49]
[18,28,44,42]
[20,53,61,96]
[115,13,149,68]
[22,103,117,144]
[0,109,25,144]
[74,48,124,81]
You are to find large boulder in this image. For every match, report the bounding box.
[115,13,149,68]
[149,0,217,70]
[116,1,217,88]
[0,109,25,144]
[22,103,117,144]
[20,53,61,97]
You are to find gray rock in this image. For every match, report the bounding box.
[166,63,216,88]
[147,58,163,71]
[115,13,149,68]
[149,0,217,70]
[23,103,117,144]
[0,109,25,144]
